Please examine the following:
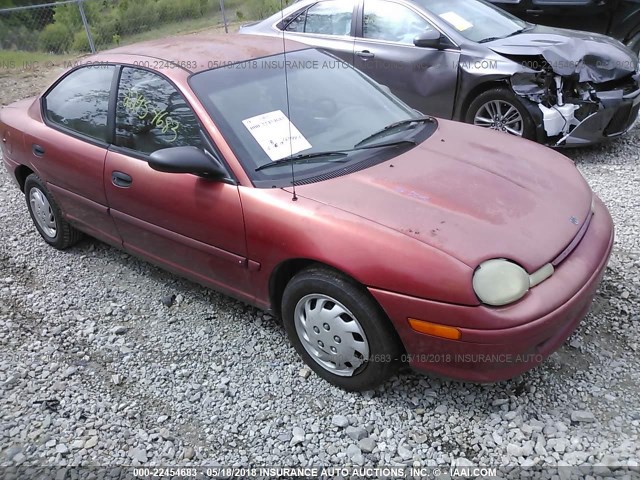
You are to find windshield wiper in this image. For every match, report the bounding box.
[354,116,433,148]
[255,151,348,172]
[356,139,416,150]
[479,26,531,43]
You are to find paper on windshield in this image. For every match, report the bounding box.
[242,110,312,161]
[439,11,473,32]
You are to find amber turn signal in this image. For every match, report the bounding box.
[408,318,462,340]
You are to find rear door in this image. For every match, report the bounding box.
[27,65,121,245]
[353,0,460,118]
[281,0,357,64]
[104,66,250,297]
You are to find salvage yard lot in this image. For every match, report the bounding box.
[1,43,639,469]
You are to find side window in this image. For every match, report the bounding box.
[115,67,203,155]
[45,65,115,142]
[363,0,433,45]
[285,10,307,33]
[286,0,353,36]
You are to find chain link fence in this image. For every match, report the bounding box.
[0,0,288,60]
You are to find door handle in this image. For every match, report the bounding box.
[356,50,375,60]
[526,8,543,15]
[112,171,132,188]
[32,144,45,157]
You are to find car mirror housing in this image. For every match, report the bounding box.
[148,146,227,178]
[414,30,444,49]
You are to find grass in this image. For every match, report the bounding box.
[97,13,243,50]
[0,50,72,76]
[0,9,248,77]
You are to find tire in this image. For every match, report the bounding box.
[465,87,536,140]
[281,266,403,391]
[24,174,82,250]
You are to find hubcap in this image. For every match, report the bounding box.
[293,294,370,377]
[29,188,57,238]
[474,100,524,136]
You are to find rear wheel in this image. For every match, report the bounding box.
[24,174,82,250]
[466,88,536,140]
[281,266,403,391]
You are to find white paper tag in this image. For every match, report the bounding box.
[439,11,473,32]
[242,110,312,161]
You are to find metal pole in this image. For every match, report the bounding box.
[219,0,228,34]
[77,0,96,53]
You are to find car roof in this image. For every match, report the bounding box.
[91,33,307,73]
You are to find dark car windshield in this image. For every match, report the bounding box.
[189,49,429,186]
[414,0,527,43]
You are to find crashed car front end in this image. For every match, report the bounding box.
[459,26,640,147]
[509,57,640,147]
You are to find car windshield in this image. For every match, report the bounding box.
[414,0,527,43]
[189,49,427,186]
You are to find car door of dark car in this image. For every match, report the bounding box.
[104,66,250,298]
[30,65,121,246]
[486,0,529,17]
[281,0,357,64]
[524,0,613,34]
[352,0,460,118]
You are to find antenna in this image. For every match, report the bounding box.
[280,0,297,201]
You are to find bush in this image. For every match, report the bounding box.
[71,29,91,52]
[246,0,289,20]
[117,0,159,35]
[94,15,120,46]
[38,22,71,53]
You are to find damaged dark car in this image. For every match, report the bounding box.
[241,0,640,146]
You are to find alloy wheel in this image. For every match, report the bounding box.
[473,100,524,136]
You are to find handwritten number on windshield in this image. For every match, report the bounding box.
[122,90,180,142]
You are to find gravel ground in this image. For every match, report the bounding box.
[0,58,639,475]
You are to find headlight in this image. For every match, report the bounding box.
[472,259,530,306]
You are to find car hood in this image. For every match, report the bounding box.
[486,25,638,83]
[294,120,593,272]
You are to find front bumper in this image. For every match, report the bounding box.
[559,86,640,147]
[370,196,614,383]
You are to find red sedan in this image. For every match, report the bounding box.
[0,34,613,391]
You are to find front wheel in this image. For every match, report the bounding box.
[281,266,403,391]
[466,88,536,140]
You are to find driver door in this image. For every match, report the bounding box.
[104,66,250,297]
[353,0,460,118]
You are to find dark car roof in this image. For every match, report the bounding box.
[95,33,307,73]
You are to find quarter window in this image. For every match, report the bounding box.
[285,0,353,36]
[363,0,432,45]
[44,65,115,143]
[115,67,203,155]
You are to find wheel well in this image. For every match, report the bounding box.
[268,258,317,317]
[14,165,34,192]
[457,80,509,120]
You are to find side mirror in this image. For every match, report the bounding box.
[414,30,444,49]
[148,146,227,179]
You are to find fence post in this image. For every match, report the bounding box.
[77,0,96,53]
[219,0,228,34]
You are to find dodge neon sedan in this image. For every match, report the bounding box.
[241,0,640,147]
[0,34,614,391]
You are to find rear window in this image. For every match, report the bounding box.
[44,66,115,143]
